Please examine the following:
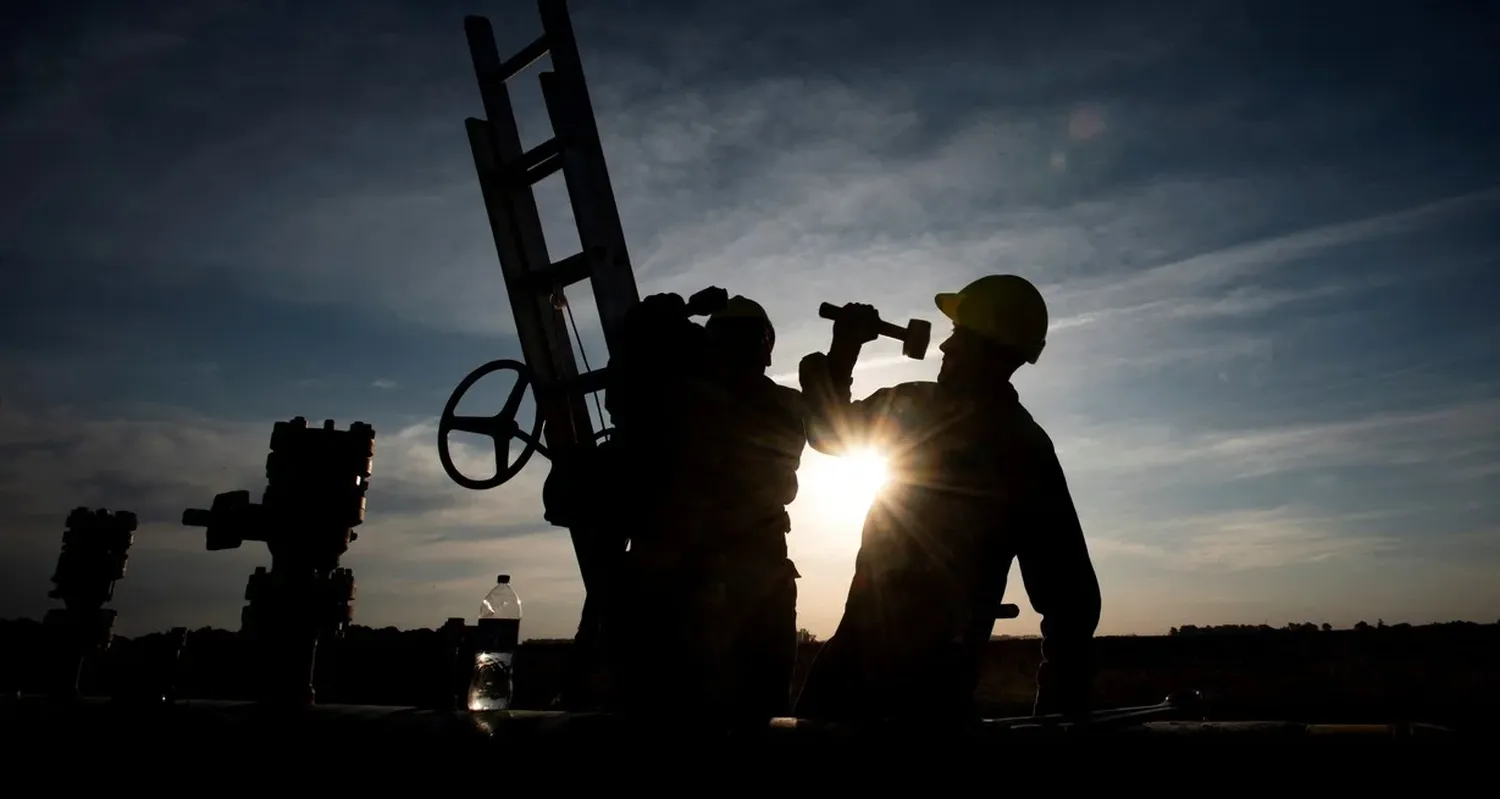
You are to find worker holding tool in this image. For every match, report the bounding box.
[793,274,1101,725]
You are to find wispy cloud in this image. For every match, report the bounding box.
[1057,398,1500,484]
[2,0,1497,635]
[1093,505,1405,572]
[1044,186,1500,325]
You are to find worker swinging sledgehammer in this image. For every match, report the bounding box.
[794,274,1102,725]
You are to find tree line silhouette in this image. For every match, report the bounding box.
[3,616,1497,730]
[1168,619,1495,636]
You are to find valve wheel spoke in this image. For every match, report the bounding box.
[448,415,502,437]
[499,378,530,426]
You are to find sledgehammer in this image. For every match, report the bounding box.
[818,302,933,360]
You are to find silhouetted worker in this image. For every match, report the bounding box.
[541,288,714,709]
[542,289,714,534]
[793,274,1101,725]
[556,288,803,725]
[695,295,805,726]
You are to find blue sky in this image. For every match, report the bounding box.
[2,0,1497,639]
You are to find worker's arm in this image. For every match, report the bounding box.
[799,303,884,455]
[801,356,903,455]
[616,287,725,348]
[799,352,849,455]
[605,290,720,422]
[769,383,809,505]
[1015,443,1102,718]
[620,291,689,335]
[606,293,687,387]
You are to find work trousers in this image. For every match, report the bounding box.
[722,559,799,724]
[609,555,797,728]
[794,575,982,726]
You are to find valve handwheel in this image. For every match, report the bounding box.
[438,359,547,490]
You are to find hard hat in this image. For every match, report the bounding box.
[709,295,774,340]
[934,274,1048,364]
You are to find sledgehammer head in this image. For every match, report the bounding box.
[904,318,932,360]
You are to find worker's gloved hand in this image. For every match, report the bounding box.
[686,286,729,316]
[640,292,688,318]
[831,302,881,346]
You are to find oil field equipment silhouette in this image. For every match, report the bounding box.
[1,0,1453,753]
[40,507,137,701]
[181,416,374,706]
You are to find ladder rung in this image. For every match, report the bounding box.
[560,368,609,396]
[498,35,550,83]
[516,247,603,294]
[512,137,564,186]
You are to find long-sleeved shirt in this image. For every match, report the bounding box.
[800,350,1101,717]
[673,370,806,563]
[587,293,806,571]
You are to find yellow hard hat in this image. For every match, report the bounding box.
[934,274,1048,364]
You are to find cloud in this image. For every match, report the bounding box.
[6,1,1494,393]
[2,0,1497,637]
[1042,185,1500,322]
[1056,398,1500,483]
[1092,505,1403,572]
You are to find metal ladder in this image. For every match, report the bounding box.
[460,0,639,662]
[463,0,639,454]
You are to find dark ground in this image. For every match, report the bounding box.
[3,618,1495,732]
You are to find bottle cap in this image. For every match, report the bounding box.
[497,574,510,584]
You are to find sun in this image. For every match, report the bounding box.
[837,448,891,507]
[799,447,890,523]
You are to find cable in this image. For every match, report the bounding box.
[554,287,610,442]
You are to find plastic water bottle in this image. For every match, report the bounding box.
[467,574,521,711]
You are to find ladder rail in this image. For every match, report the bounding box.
[536,0,641,354]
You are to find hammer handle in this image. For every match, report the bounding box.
[818,302,906,339]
